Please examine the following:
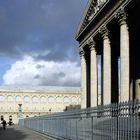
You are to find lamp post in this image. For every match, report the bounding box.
[17,104,24,119]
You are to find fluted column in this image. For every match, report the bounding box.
[100,26,111,105]
[88,37,97,107]
[117,9,130,102]
[79,47,87,108]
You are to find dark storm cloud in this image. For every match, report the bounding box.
[0,0,87,62]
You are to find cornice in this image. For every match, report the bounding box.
[76,0,108,40]
[76,0,93,39]
[76,0,132,43]
[77,0,132,47]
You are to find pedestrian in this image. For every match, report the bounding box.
[2,120,6,130]
[0,121,2,129]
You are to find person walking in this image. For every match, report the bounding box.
[2,120,7,130]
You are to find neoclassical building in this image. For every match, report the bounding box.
[76,0,139,108]
[0,86,81,124]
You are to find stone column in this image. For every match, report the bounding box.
[79,47,87,108]
[135,79,140,100]
[130,80,133,100]
[100,26,111,105]
[117,9,130,102]
[88,37,97,107]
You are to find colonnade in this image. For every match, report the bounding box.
[79,9,130,108]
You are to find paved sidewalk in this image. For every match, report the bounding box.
[0,125,57,140]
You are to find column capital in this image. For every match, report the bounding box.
[79,47,85,58]
[115,8,127,25]
[87,37,96,51]
[99,26,109,40]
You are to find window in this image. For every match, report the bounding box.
[7,96,14,102]
[56,96,62,103]
[32,96,39,103]
[0,96,4,102]
[24,96,30,103]
[40,96,46,103]
[48,96,55,103]
[71,97,77,103]
[16,96,22,102]
[63,96,70,103]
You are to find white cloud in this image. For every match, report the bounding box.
[3,56,80,87]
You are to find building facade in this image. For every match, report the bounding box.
[0,86,81,124]
[76,0,139,108]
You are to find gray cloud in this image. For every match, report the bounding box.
[0,0,87,62]
[55,72,66,78]
[36,64,45,69]
[0,0,87,86]
[34,74,40,79]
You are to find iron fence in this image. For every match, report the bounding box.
[19,100,140,140]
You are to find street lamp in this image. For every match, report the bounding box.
[17,104,24,119]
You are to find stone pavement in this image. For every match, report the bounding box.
[0,125,57,140]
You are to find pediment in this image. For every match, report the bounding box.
[75,0,107,40]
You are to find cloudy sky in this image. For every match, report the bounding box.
[0,0,87,87]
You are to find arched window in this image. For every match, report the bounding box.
[71,97,77,103]
[56,96,62,103]
[32,96,39,103]
[40,96,46,103]
[16,96,22,102]
[63,96,70,103]
[7,96,14,102]
[48,96,55,103]
[0,96,4,102]
[24,96,30,103]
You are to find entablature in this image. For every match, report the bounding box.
[76,0,132,44]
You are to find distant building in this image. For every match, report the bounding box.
[0,86,81,124]
[64,104,81,111]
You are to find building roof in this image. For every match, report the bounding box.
[75,0,109,40]
[0,85,80,93]
[75,0,93,39]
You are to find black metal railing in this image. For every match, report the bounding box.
[19,100,140,140]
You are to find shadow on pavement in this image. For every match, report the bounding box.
[0,125,28,140]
